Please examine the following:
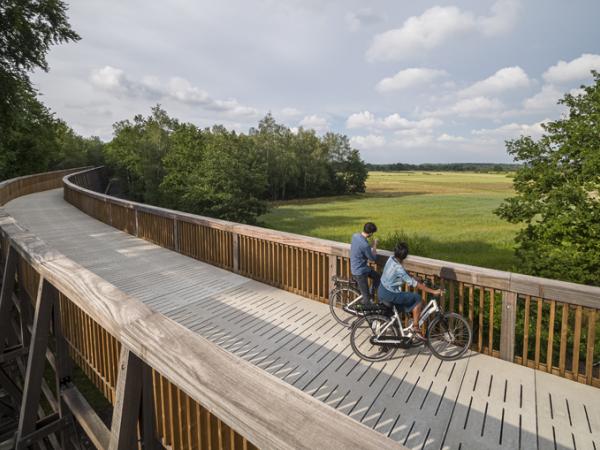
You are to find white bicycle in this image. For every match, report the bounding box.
[349,290,472,362]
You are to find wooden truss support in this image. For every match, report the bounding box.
[0,246,17,353]
[9,277,78,449]
[109,348,160,450]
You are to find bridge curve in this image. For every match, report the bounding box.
[1,167,600,450]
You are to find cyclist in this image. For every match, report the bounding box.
[378,242,442,336]
[350,222,380,306]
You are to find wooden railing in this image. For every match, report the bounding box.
[1,170,405,449]
[64,167,600,388]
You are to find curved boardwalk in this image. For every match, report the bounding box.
[6,189,600,450]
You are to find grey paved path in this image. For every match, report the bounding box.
[6,189,600,450]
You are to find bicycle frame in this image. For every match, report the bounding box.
[371,299,441,342]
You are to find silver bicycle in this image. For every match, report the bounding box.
[328,276,367,327]
[349,291,472,361]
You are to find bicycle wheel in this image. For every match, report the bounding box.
[329,286,362,327]
[426,312,472,361]
[350,315,398,362]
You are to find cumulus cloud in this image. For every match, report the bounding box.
[346,111,376,129]
[437,133,466,142]
[345,8,383,32]
[543,53,600,84]
[90,66,258,117]
[380,114,442,130]
[376,68,448,92]
[477,0,521,36]
[522,84,562,111]
[458,66,531,97]
[393,128,434,148]
[299,114,329,133]
[346,111,442,130]
[350,134,386,149]
[472,119,548,139]
[425,96,505,118]
[366,0,520,62]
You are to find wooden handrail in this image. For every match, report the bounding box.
[64,166,600,307]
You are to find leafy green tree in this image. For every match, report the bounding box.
[0,83,59,178]
[105,106,177,203]
[161,125,267,223]
[1,0,79,127]
[495,72,600,286]
[322,132,367,193]
[0,0,86,179]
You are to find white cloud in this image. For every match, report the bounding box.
[346,111,376,129]
[366,0,519,62]
[380,114,442,130]
[426,96,505,118]
[345,8,383,32]
[393,129,434,148]
[522,84,562,111]
[299,114,328,133]
[437,133,466,142]
[543,53,600,84]
[90,66,127,91]
[472,119,548,139]
[166,77,211,104]
[90,67,258,117]
[458,66,531,97]
[477,0,521,36]
[376,68,448,92]
[345,111,442,130]
[350,134,386,148]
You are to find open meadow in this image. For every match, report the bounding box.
[259,171,521,271]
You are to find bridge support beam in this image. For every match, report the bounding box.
[109,348,160,450]
[0,246,17,352]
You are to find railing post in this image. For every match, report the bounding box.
[173,217,179,252]
[134,207,139,237]
[500,291,517,362]
[232,232,240,273]
[328,254,337,298]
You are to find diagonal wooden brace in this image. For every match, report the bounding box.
[15,278,58,442]
[0,246,18,353]
[109,348,160,450]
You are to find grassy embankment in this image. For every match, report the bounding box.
[260,171,520,271]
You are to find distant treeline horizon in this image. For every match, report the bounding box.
[365,162,520,172]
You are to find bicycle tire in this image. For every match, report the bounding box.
[350,314,398,362]
[426,312,472,361]
[329,286,362,327]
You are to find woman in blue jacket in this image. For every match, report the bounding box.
[378,242,441,336]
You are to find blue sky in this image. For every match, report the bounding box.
[33,0,600,163]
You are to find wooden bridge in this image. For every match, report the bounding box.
[1,167,599,450]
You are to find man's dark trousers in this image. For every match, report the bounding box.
[353,269,381,305]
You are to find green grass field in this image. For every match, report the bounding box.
[259,171,521,271]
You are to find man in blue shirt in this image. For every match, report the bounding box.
[350,222,381,305]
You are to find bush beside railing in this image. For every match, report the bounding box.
[64,166,600,387]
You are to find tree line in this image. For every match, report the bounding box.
[366,162,520,172]
[104,107,368,224]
